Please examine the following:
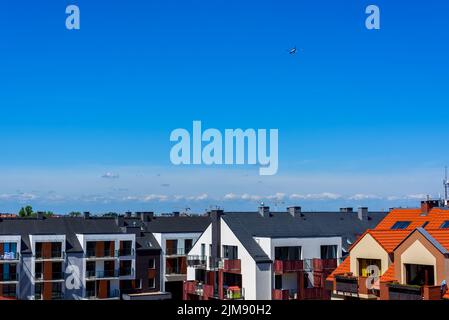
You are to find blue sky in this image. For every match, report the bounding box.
[0,0,448,213]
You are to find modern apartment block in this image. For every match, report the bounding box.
[137,212,211,300]
[184,205,386,300]
[0,212,170,300]
[327,200,449,300]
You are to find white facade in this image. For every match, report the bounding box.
[187,218,343,300]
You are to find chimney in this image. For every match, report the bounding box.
[287,206,301,217]
[340,207,353,213]
[358,207,368,221]
[421,199,439,214]
[36,212,44,220]
[210,210,223,259]
[83,212,90,219]
[125,211,132,218]
[173,211,180,217]
[141,212,154,222]
[258,205,270,218]
[135,212,142,219]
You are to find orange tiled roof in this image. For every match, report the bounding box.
[380,263,396,282]
[423,229,449,251]
[375,207,449,230]
[326,257,350,281]
[368,230,411,253]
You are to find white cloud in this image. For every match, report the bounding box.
[348,194,382,200]
[0,193,38,202]
[101,172,120,179]
[142,194,169,202]
[289,192,342,200]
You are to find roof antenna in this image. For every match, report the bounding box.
[444,166,449,206]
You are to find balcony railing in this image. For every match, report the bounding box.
[86,269,119,279]
[223,286,244,300]
[166,265,186,275]
[166,247,186,256]
[273,260,304,274]
[0,273,19,282]
[85,250,119,259]
[119,267,134,277]
[187,255,207,268]
[223,259,241,273]
[119,248,134,257]
[387,283,423,300]
[34,271,64,281]
[272,289,290,300]
[34,251,65,260]
[313,258,338,271]
[335,275,359,294]
[51,292,64,300]
[0,252,20,261]
[85,289,120,300]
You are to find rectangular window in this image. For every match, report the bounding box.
[86,242,96,257]
[201,244,206,257]
[51,242,62,258]
[222,245,238,260]
[274,275,283,290]
[440,221,449,229]
[52,282,63,300]
[320,245,338,259]
[185,239,193,254]
[35,242,43,258]
[166,240,178,255]
[274,247,301,260]
[148,258,155,269]
[148,278,155,289]
[405,264,435,286]
[2,284,16,298]
[391,221,411,230]
[358,258,381,277]
[120,241,133,256]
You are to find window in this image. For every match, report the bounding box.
[35,262,43,279]
[148,278,155,289]
[35,283,43,299]
[52,282,63,300]
[86,261,96,278]
[51,242,62,258]
[391,221,411,230]
[201,244,206,257]
[274,246,301,261]
[405,264,435,286]
[184,239,193,254]
[440,221,449,229]
[2,284,16,298]
[120,241,133,256]
[120,260,132,276]
[86,242,96,257]
[422,221,430,229]
[135,279,142,289]
[222,245,238,260]
[321,245,338,259]
[35,242,43,258]
[358,258,381,277]
[274,275,282,290]
[148,258,155,269]
[166,240,178,255]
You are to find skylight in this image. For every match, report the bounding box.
[391,221,411,230]
[440,221,449,229]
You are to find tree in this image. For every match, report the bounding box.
[18,205,33,217]
[69,211,81,217]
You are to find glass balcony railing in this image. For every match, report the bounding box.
[119,248,134,257]
[0,273,19,282]
[85,289,120,300]
[86,269,119,279]
[85,250,119,259]
[0,252,20,261]
[165,247,186,256]
[119,268,134,277]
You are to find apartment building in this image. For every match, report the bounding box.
[327,200,449,300]
[0,212,140,300]
[135,212,211,300]
[184,205,386,300]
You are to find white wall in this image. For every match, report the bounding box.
[187,224,212,281]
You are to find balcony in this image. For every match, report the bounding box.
[335,275,359,295]
[223,259,241,273]
[119,267,134,277]
[34,251,65,261]
[273,260,304,274]
[85,289,121,300]
[387,283,423,300]
[86,269,119,280]
[0,252,20,262]
[166,247,187,256]
[223,286,244,300]
[85,250,119,260]
[313,258,338,272]
[34,271,65,282]
[187,255,207,268]
[119,248,135,257]
[272,289,290,300]
[0,273,19,283]
[184,281,214,299]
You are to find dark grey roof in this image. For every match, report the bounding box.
[222,211,387,263]
[0,217,124,254]
[132,216,211,233]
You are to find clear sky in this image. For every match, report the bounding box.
[0,0,448,213]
